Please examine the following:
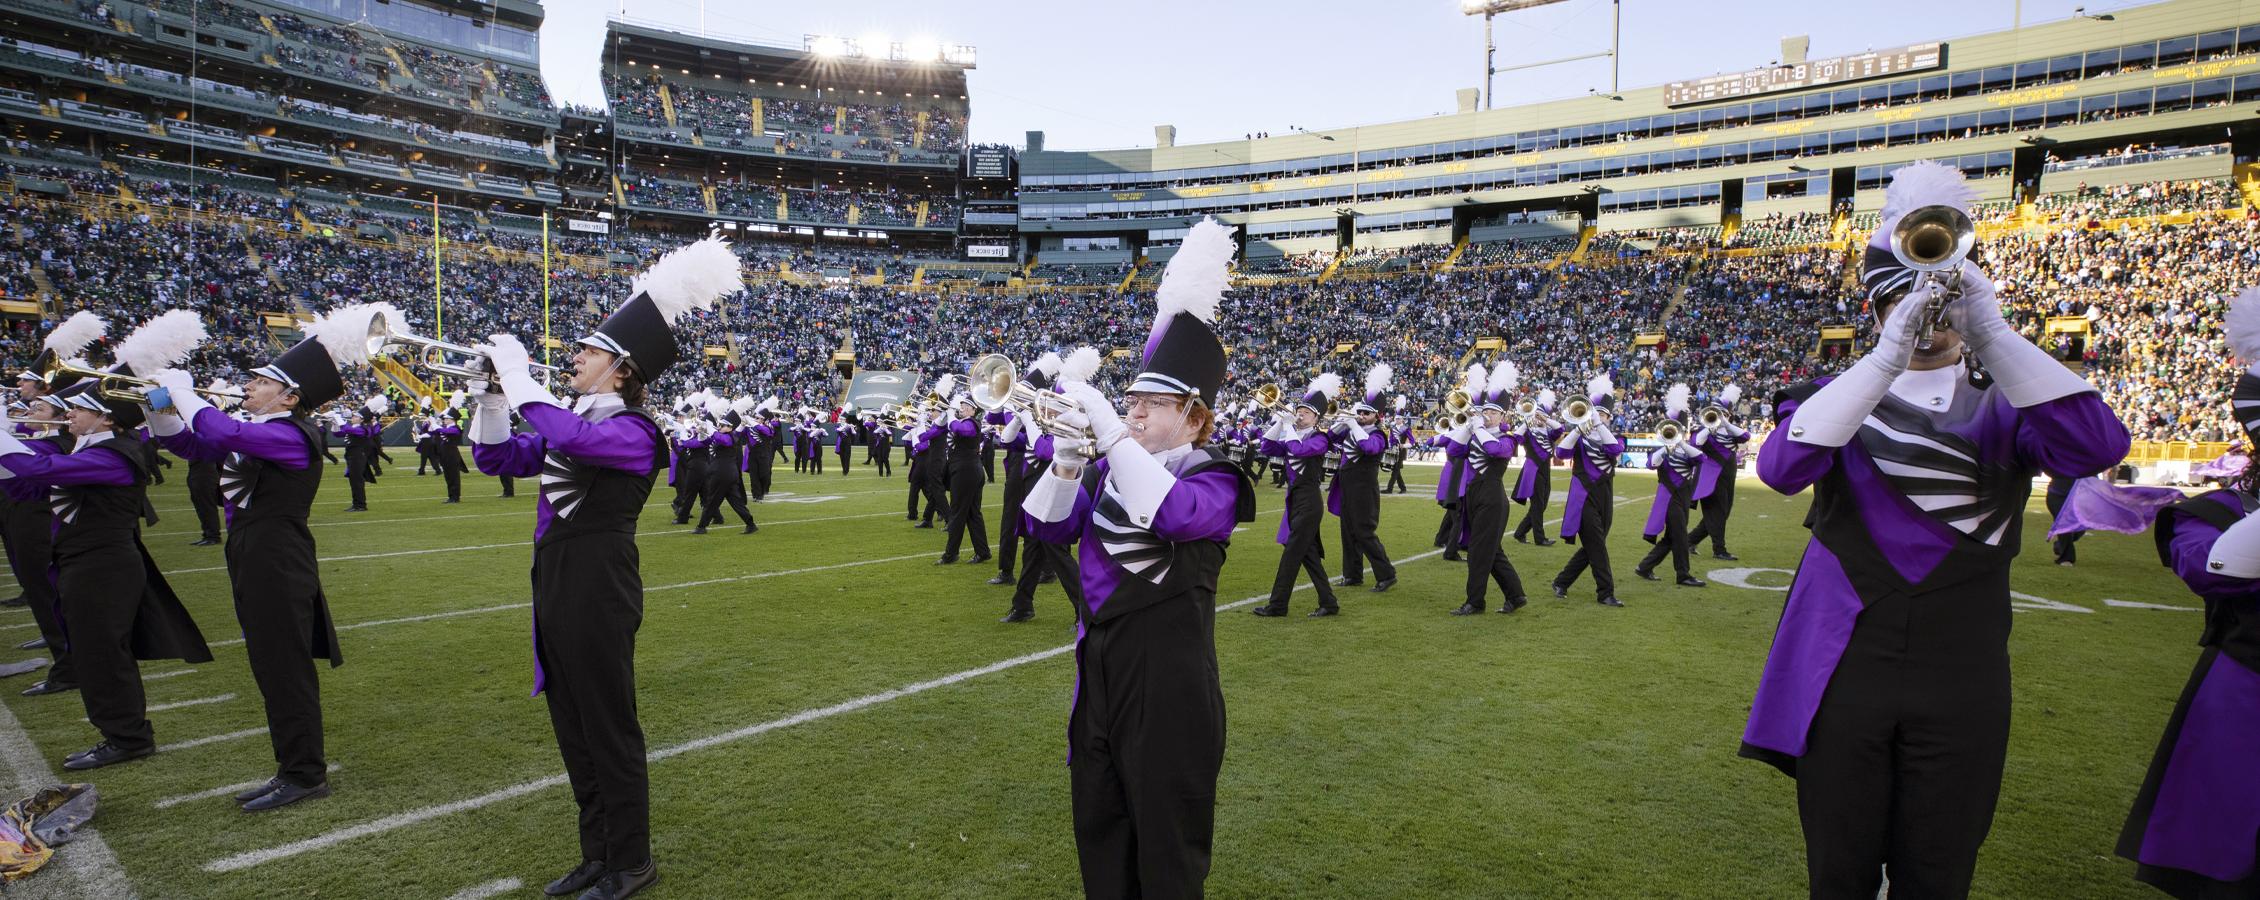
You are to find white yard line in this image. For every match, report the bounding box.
[158,727,267,753]
[141,669,196,681]
[442,878,525,900]
[147,693,235,713]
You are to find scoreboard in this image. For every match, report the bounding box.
[1664,42,1944,107]
[966,146,1012,179]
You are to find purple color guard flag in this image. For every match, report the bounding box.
[2048,476,2187,538]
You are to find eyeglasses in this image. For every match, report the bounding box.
[1122,394,1185,412]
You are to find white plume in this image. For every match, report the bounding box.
[449,390,468,409]
[1720,383,1743,407]
[1461,363,1487,397]
[207,378,240,410]
[703,394,731,417]
[1029,351,1063,380]
[1363,363,1393,400]
[1879,161,1979,233]
[114,310,206,375]
[630,236,742,325]
[1392,394,1408,411]
[1303,371,1342,403]
[1489,360,1519,395]
[756,395,780,413]
[1586,372,1614,404]
[41,311,105,358]
[1060,346,1102,385]
[419,394,433,409]
[933,373,959,399]
[2230,287,2260,365]
[732,396,757,415]
[1537,388,1558,409]
[1149,217,1235,346]
[1665,382,1691,417]
[301,302,401,368]
[364,394,391,415]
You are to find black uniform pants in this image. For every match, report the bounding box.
[1553,492,1615,599]
[1513,469,1553,541]
[1339,505,1395,585]
[1461,492,1525,609]
[835,447,852,476]
[227,547,328,787]
[1009,541,1081,617]
[1434,505,1462,556]
[810,444,825,474]
[1793,587,2011,900]
[499,475,515,497]
[793,442,807,474]
[343,453,371,509]
[438,450,463,501]
[1071,604,1222,900]
[943,468,989,560]
[920,465,948,526]
[61,551,154,752]
[534,580,651,872]
[698,464,753,529]
[670,460,702,523]
[1264,518,1337,612]
[1384,462,1407,493]
[1637,493,1694,579]
[2,511,69,683]
[997,467,1029,575]
[1686,478,1737,556]
[871,443,891,477]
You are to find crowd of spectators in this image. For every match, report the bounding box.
[604,73,967,156]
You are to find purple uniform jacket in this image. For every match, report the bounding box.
[472,404,659,543]
[1514,424,1561,501]
[1259,430,1330,545]
[155,409,313,528]
[1556,431,1625,541]
[1431,434,1467,503]
[911,424,939,455]
[1641,440,1704,540]
[1023,459,1243,618]
[1692,427,1750,502]
[0,437,137,491]
[1325,427,1388,515]
[1742,382,2127,762]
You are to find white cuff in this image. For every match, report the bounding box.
[2207,511,2260,579]
[498,369,563,412]
[1723,422,1749,438]
[1471,426,1499,446]
[1977,338,2097,408]
[0,431,26,459]
[145,408,188,437]
[1346,423,1369,443]
[468,403,515,444]
[1023,465,1082,524]
[170,386,212,424]
[1000,413,1025,443]
[1103,439,1179,528]
[1589,426,1618,446]
[1555,428,1580,450]
[1787,355,1900,448]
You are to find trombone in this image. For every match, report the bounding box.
[1250,383,1284,410]
[1887,203,1977,351]
[365,317,564,384]
[966,353,1090,440]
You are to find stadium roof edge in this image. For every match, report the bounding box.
[603,18,975,82]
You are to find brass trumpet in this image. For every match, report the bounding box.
[1887,203,1977,351]
[1564,398,1594,432]
[365,317,564,383]
[1516,398,1560,430]
[31,356,236,406]
[966,353,1091,441]
[1697,405,1729,430]
[1655,419,1685,448]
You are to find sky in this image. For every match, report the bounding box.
[534,0,2166,152]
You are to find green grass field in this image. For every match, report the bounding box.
[0,454,2209,898]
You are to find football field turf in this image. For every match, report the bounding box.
[0,457,2207,898]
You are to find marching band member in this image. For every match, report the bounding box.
[434,396,467,503]
[1021,218,1254,896]
[0,313,212,770]
[3,312,103,694]
[148,304,387,810]
[905,388,940,526]
[469,236,737,900]
[1683,383,1749,560]
[1432,364,1485,563]
[183,378,238,544]
[2121,297,2260,898]
[1634,384,1707,588]
[693,396,756,535]
[669,393,710,526]
[790,408,810,475]
[865,407,892,478]
[1512,388,1562,546]
[1742,162,2126,897]
[1451,361,1529,616]
[1383,395,1411,495]
[748,397,780,501]
[833,404,857,476]
[988,354,1060,587]
[414,395,437,475]
[1334,364,1397,593]
[939,388,992,566]
[1254,371,1341,618]
[806,409,826,475]
[337,395,389,513]
[1549,374,1624,608]
[1002,347,1099,623]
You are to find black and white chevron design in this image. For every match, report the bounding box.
[1092,483,1171,584]
[219,452,255,509]
[47,486,79,524]
[540,451,591,520]
[1857,398,2014,545]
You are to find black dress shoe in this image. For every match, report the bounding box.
[62,740,151,770]
[691,526,707,535]
[234,777,283,804]
[344,505,367,512]
[545,860,606,897]
[1369,577,1396,594]
[1633,568,1660,582]
[1338,579,1363,588]
[1442,553,1464,562]
[190,537,219,546]
[1550,583,1568,599]
[1450,602,1483,616]
[969,554,992,565]
[442,498,460,504]
[986,574,1012,586]
[1039,571,1058,585]
[242,780,330,812]
[0,596,25,608]
[579,862,658,900]
[904,515,917,521]
[16,637,46,651]
[1712,551,1738,561]
[671,518,689,526]
[913,522,934,529]
[1597,595,1624,608]
[21,679,74,696]
[1534,538,1558,547]
[999,610,1034,624]
[1676,576,1707,588]
[1513,533,1528,544]
[1498,596,1529,613]
[1251,606,1287,617]
[742,523,758,534]
[1306,607,1339,618]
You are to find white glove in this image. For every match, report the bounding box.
[147,367,211,425]
[2206,508,2260,578]
[1787,291,1928,447]
[1051,431,1092,470]
[1062,383,1128,452]
[999,410,1027,443]
[1345,422,1369,443]
[468,397,514,444]
[1943,261,2097,407]
[482,334,562,411]
[1447,421,1473,443]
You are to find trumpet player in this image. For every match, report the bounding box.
[1512,390,1563,546]
[1549,374,1625,608]
[1001,348,1099,623]
[2,311,101,693]
[693,397,755,535]
[907,384,949,528]
[147,305,391,810]
[1452,361,1530,616]
[863,407,891,478]
[1633,384,1707,588]
[748,399,781,501]
[1742,163,2126,898]
[1334,366,1397,593]
[1383,395,1412,494]
[938,388,992,566]
[1683,385,1750,561]
[337,396,388,513]
[1432,365,1485,563]
[667,394,710,525]
[1255,372,1342,618]
[833,405,858,476]
[432,401,467,504]
[988,355,1059,588]
[1018,219,1253,896]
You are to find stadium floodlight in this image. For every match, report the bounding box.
[1462,0,1616,110]
[902,36,941,63]
[808,35,847,58]
[858,34,888,58]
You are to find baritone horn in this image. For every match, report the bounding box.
[965,353,1092,440]
[366,317,564,384]
[1886,203,1977,351]
[1564,398,1593,431]
[1698,405,1729,429]
[1655,419,1685,448]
